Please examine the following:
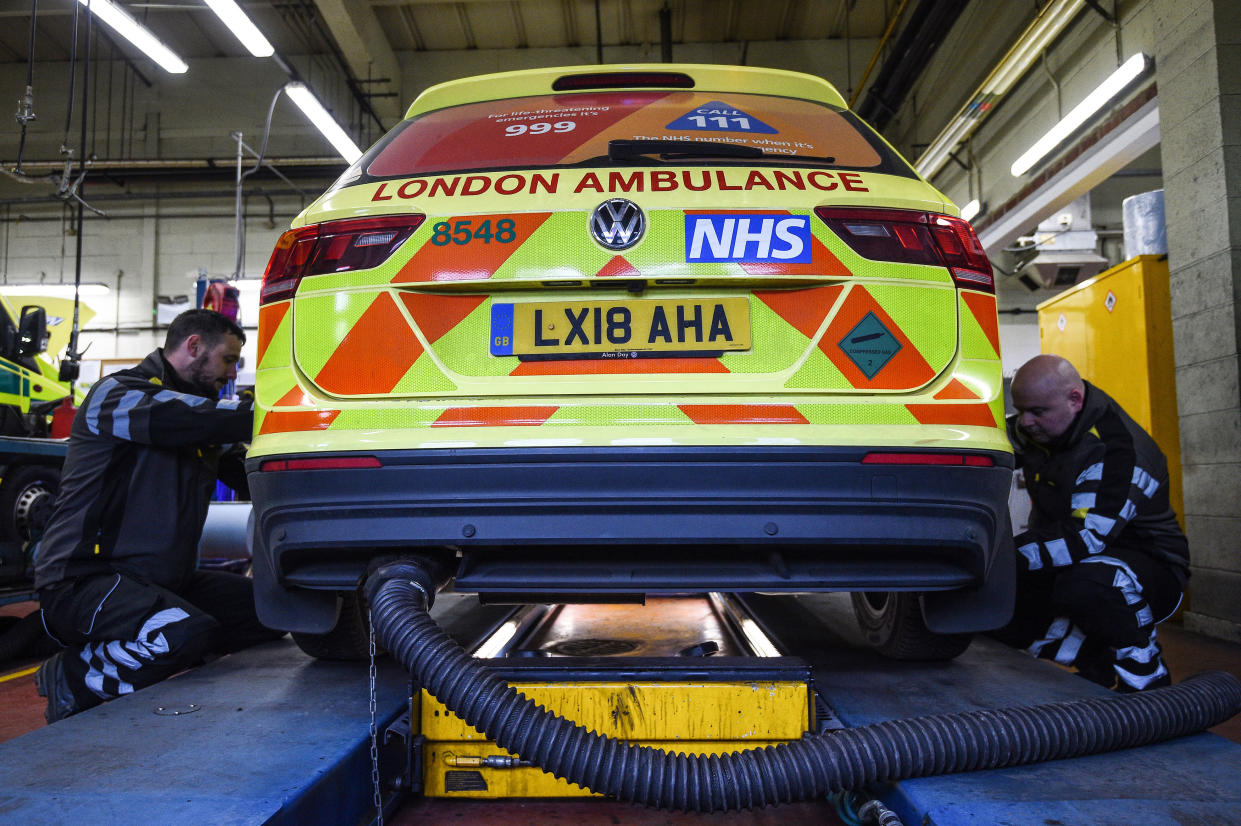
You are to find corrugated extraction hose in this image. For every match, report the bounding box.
[368,568,1241,813]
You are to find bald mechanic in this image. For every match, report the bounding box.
[996,354,1189,691]
[33,309,283,722]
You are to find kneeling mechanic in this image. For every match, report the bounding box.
[34,309,284,722]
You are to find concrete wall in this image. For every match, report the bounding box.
[1154,0,1241,642]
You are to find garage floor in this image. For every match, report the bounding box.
[2,596,1240,824]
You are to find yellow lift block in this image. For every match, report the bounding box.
[415,595,816,799]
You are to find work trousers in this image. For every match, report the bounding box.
[992,548,1183,691]
[39,570,284,711]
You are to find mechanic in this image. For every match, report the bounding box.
[32,309,283,722]
[995,354,1189,692]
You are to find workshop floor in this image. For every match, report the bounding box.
[2,599,1240,824]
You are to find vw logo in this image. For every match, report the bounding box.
[589,198,645,251]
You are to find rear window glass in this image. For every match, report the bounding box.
[359,90,912,180]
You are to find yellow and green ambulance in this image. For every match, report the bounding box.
[247,64,1014,660]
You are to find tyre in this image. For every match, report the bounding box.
[851,591,972,661]
[291,589,373,660]
[0,465,60,543]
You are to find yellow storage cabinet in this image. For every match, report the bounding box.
[1036,254,1183,524]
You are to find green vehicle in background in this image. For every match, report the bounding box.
[0,292,88,599]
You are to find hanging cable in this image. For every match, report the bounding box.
[13,0,39,174]
[64,0,97,389]
[232,86,288,279]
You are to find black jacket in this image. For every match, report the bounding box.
[34,350,253,592]
[1008,381,1189,586]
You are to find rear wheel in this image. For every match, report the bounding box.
[0,465,60,543]
[291,589,373,660]
[851,591,972,661]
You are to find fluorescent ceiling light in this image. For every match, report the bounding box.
[1011,53,1150,177]
[915,0,1083,179]
[284,82,363,164]
[203,0,273,57]
[1,283,111,297]
[76,0,188,74]
[960,199,983,222]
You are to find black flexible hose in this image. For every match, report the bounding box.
[370,574,1241,813]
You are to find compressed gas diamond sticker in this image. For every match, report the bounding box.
[1105,290,1117,313]
[839,311,902,379]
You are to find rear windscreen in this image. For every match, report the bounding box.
[358,90,914,181]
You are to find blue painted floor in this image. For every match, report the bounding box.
[2,592,1239,825]
[750,593,1241,826]
[0,640,410,824]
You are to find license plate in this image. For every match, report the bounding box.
[490,298,751,359]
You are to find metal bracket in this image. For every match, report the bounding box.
[1083,0,1116,23]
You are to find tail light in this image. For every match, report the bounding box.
[260,456,382,471]
[260,215,425,304]
[815,207,994,293]
[862,452,994,467]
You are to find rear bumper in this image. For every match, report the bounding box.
[247,445,1014,633]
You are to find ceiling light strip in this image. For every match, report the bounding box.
[1010,53,1150,176]
[76,0,188,74]
[284,82,363,164]
[203,0,274,57]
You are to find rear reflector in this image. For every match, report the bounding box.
[815,207,994,293]
[260,456,383,472]
[260,215,424,304]
[862,452,994,467]
[552,71,695,91]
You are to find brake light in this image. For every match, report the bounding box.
[260,215,424,304]
[552,71,695,91]
[862,452,994,467]
[260,456,383,472]
[815,208,994,293]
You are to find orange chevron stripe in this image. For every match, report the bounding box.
[256,301,289,366]
[393,212,551,283]
[314,293,423,394]
[754,285,844,340]
[906,403,997,428]
[432,406,558,427]
[258,409,339,434]
[596,255,642,278]
[510,357,729,375]
[275,386,314,407]
[962,291,1001,357]
[678,404,809,425]
[933,379,980,400]
[740,234,851,276]
[399,292,488,344]
[823,286,935,390]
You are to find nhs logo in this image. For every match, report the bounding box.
[685,214,812,263]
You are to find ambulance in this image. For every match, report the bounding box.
[247,65,1014,660]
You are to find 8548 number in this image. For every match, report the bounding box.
[430,219,517,246]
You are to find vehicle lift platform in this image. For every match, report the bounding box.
[2,592,1240,824]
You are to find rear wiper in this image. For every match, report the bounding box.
[609,139,761,161]
[607,139,834,164]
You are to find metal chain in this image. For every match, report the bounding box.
[369,607,383,826]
